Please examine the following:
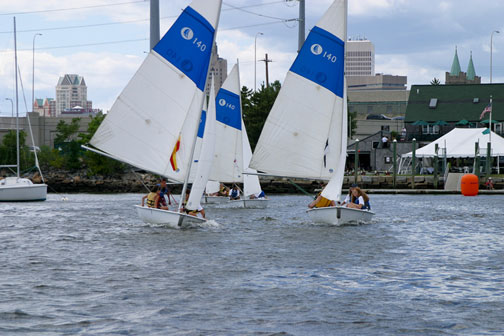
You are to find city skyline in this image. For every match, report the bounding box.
[0,0,503,115]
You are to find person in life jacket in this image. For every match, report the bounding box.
[344,186,371,210]
[141,185,160,208]
[158,178,172,206]
[181,188,206,218]
[249,190,267,199]
[308,184,336,209]
[229,185,241,200]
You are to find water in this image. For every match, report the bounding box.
[1,194,503,335]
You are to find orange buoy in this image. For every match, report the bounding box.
[461,173,479,196]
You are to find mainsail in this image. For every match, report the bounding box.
[89,0,222,182]
[187,81,217,211]
[250,0,347,200]
[242,120,262,198]
[209,63,244,183]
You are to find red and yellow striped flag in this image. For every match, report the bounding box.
[170,135,181,171]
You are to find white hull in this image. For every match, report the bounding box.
[307,206,374,226]
[202,195,229,204]
[228,199,269,209]
[0,178,47,202]
[135,205,206,228]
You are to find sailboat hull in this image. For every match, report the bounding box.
[135,205,206,228]
[228,199,269,209]
[0,178,47,202]
[202,195,229,204]
[307,206,374,226]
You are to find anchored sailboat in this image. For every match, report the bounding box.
[85,0,223,226]
[250,0,373,225]
[0,17,47,202]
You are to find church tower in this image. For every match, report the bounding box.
[445,47,481,84]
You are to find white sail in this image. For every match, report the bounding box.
[208,64,244,183]
[188,103,207,183]
[242,120,262,198]
[90,0,222,182]
[250,0,347,187]
[187,81,217,211]
[205,180,220,194]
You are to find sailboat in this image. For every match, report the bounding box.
[0,17,47,202]
[204,63,269,208]
[249,0,373,225]
[84,0,223,227]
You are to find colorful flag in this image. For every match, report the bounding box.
[480,103,492,120]
[170,135,181,171]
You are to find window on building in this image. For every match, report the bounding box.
[381,125,390,131]
[367,105,373,113]
[429,98,438,109]
[386,105,393,114]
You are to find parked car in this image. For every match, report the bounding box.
[366,114,391,120]
[392,116,405,120]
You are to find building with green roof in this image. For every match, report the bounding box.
[404,83,504,141]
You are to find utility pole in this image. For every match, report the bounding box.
[260,53,272,88]
[150,0,160,50]
[298,0,305,52]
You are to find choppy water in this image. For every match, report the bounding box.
[1,193,503,335]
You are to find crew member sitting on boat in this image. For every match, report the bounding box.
[308,189,336,208]
[249,190,267,199]
[181,188,206,218]
[229,185,241,200]
[344,186,371,210]
[158,178,172,206]
[141,186,160,208]
[210,183,229,196]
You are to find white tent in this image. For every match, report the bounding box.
[402,128,504,158]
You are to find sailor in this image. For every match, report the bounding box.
[345,186,371,210]
[229,185,241,200]
[158,178,172,206]
[182,188,206,218]
[249,190,267,199]
[141,185,160,208]
[308,185,336,209]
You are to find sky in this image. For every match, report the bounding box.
[0,0,503,116]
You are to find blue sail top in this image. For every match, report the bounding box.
[216,88,242,130]
[153,6,215,91]
[289,26,344,98]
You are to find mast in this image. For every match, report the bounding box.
[14,17,20,178]
[178,2,222,216]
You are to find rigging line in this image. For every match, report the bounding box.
[287,179,316,199]
[0,38,148,52]
[222,0,286,11]
[222,1,294,21]
[0,0,147,16]
[222,19,296,31]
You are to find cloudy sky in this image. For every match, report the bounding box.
[0,0,503,115]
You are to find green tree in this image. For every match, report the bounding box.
[430,77,441,85]
[0,130,32,170]
[242,81,281,150]
[53,118,82,171]
[54,118,81,144]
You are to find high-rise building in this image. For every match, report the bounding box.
[33,98,56,117]
[205,42,227,96]
[55,74,92,116]
[345,38,375,76]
